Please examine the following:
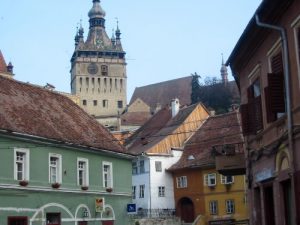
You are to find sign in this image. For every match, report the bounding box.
[95,197,105,212]
[255,168,274,182]
[209,219,235,225]
[127,204,137,214]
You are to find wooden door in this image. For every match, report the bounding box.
[180,197,195,223]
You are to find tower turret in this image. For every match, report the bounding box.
[220,54,228,84]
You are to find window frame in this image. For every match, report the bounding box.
[77,158,89,187]
[132,161,138,175]
[155,161,162,172]
[14,148,30,181]
[102,161,113,188]
[132,186,136,199]
[49,153,62,184]
[225,199,235,214]
[176,176,187,188]
[204,173,217,187]
[139,184,145,198]
[139,160,145,174]
[158,186,165,197]
[220,175,234,185]
[209,201,218,215]
[117,100,123,109]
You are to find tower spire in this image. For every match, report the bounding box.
[220,53,228,84]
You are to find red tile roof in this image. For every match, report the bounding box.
[0,76,124,153]
[169,111,244,170]
[0,50,8,73]
[129,76,193,112]
[126,103,201,155]
[121,111,152,126]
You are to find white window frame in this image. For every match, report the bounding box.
[204,173,216,187]
[155,161,162,172]
[132,161,138,175]
[49,153,62,184]
[77,158,89,186]
[132,186,136,199]
[158,186,165,197]
[139,185,145,198]
[220,175,234,184]
[176,176,187,188]
[225,199,235,214]
[102,161,113,188]
[209,201,218,215]
[14,148,30,181]
[139,160,145,173]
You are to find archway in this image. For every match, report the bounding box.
[178,197,195,223]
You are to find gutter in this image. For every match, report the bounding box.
[255,14,296,225]
[0,129,135,159]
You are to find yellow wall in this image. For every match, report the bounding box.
[202,168,248,223]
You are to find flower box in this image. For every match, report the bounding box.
[106,187,113,192]
[51,183,61,189]
[81,186,89,191]
[19,180,29,186]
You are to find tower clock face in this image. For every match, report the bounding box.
[87,63,98,75]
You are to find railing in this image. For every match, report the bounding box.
[131,208,176,219]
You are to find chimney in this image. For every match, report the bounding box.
[171,98,180,117]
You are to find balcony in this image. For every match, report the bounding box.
[216,153,246,176]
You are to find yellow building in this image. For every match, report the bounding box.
[202,169,248,224]
[169,111,248,224]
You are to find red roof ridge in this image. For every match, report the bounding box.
[134,76,192,89]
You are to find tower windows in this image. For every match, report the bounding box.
[82,100,87,106]
[118,101,123,109]
[93,100,97,106]
[103,100,108,108]
[101,65,108,76]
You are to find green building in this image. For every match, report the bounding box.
[0,76,133,225]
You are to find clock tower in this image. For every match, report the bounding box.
[70,0,127,130]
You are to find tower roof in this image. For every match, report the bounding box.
[88,0,106,19]
[0,50,8,73]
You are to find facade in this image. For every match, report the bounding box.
[169,112,248,224]
[0,76,133,225]
[70,0,127,130]
[226,0,300,224]
[0,50,14,79]
[126,100,210,217]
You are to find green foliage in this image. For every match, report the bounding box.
[191,76,239,114]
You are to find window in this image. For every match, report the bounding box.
[204,173,216,187]
[46,213,61,225]
[103,162,113,188]
[14,148,29,181]
[139,160,145,173]
[93,100,97,106]
[176,176,187,188]
[77,158,89,186]
[82,100,87,106]
[103,99,108,108]
[132,186,136,199]
[209,201,218,215]
[221,175,234,184]
[158,186,165,197]
[101,65,108,76]
[225,200,235,214]
[264,52,285,123]
[117,100,123,109]
[49,154,62,184]
[155,161,162,172]
[132,162,138,175]
[139,185,145,198]
[240,78,263,135]
[8,217,28,225]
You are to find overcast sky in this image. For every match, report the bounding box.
[0,0,261,100]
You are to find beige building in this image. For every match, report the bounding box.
[0,50,14,79]
[70,0,127,130]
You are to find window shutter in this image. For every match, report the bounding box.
[253,96,263,131]
[271,53,283,74]
[267,72,285,113]
[264,86,277,123]
[240,104,252,135]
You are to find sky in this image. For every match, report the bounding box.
[0,0,261,101]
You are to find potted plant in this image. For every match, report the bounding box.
[81,186,89,191]
[51,182,61,189]
[19,180,29,186]
[106,187,113,192]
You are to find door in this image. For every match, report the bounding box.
[8,217,27,225]
[282,180,292,225]
[78,222,88,225]
[179,197,195,223]
[264,186,275,225]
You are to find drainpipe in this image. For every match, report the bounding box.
[255,14,296,225]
